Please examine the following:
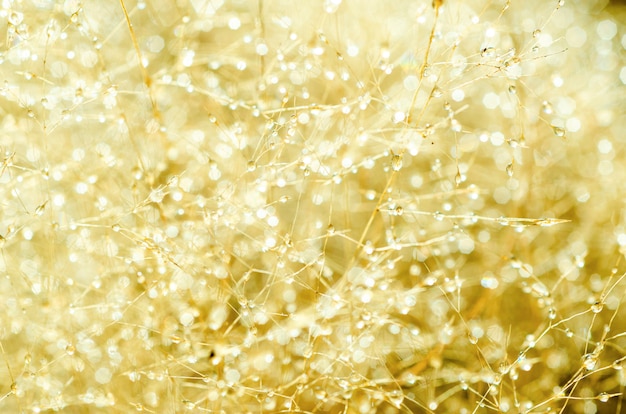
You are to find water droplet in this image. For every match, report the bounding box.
[387,390,404,408]
[565,328,573,338]
[34,201,47,216]
[302,346,313,359]
[327,224,335,235]
[508,85,517,94]
[498,362,510,375]
[394,206,403,216]
[552,126,566,138]
[8,11,24,26]
[598,392,609,403]
[481,274,499,289]
[247,161,256,172]
[455,171,462,186]
[364,241,374,255]
[65,343,75,355]
[170,334,183,344]
[591,301,603,314]
[314,389,327,400]
[582,353,597,370]
[541,101,553,114]
[423,124,435,137]
[468,332,478,344]
[391,154,403,171]
[575,256,585,268]
[532,29,541,38]
[506,163,514,177]
[481,47,496,58]
[548,308,557,320]
[392,111,406,123]
[612,360,623,370]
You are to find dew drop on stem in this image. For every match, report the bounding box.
[391,153,403,171]
[591,301,603,314]
[506,163,514,177]
[552,126,565,138]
